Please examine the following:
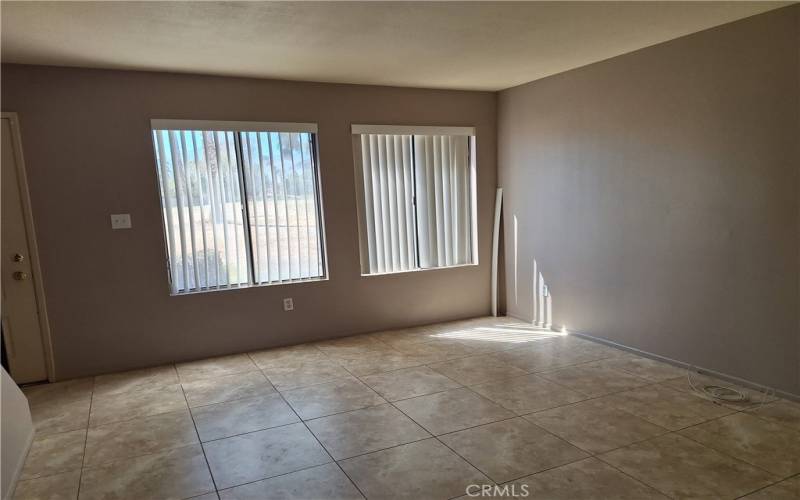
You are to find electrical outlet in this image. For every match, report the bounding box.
[283,298,294,311]
[110,213,132,229]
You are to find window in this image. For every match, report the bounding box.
[352,125,477,275]
[151,120,326,294]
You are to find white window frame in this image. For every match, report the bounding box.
[150,119,329,295]
[352,124,479,277]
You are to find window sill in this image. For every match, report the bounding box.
[169,276,328,296]
[360,262,479,278]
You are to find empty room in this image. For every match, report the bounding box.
[1,2,798,499]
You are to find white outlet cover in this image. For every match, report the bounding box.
[283,298,294,311]
[110,213,132,229]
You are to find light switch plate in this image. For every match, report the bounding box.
[110,213,132,229]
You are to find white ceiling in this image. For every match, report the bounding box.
[0,1,789,91]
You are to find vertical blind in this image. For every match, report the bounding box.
[353,127,476,275]
[414,135,472,269]
[358,134,417,274]
[240,131,324,284]
[152,121,325,294]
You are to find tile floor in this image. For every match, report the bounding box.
[13,316,800,499]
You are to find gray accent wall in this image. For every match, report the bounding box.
[498,6,800,395]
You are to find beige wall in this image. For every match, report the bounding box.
[1,65,497,380]
[498,6,800,395]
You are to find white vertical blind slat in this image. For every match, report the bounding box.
[225,132,245,285]
[173,131,201,289]
[167,131,187,288]
[416,136,433,268]
[243,133,263,283]
[441,136,453,267]
[276,133,293,280]
[154,131,179,293]
[361,135,378,273]
[309,136,323,277]
[210,132,231,287]
[469,137,478,262]
[416,136,427,267]
[401,136,416,267]
[427,136,438,267]
[449,135,458,264]
[300,135,314,279]
[200,132,221,287]
[376,135,392,271]
[458,135,471,263]
[392,135,408,270]
[287,133,304,279]
[255,133,273,283]
[203,133,219,287]
[265,133,284,282]
[432,136,445,267]
[189,131,212,287]
[456,136,464,263]
[383,135,400,272]
[368,135,385,273]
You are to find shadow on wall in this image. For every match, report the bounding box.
[512,214,554,329]
[533,259,553,329]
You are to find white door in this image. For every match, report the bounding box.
[1,115,49,383]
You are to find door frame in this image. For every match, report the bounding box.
[2,111,55,382]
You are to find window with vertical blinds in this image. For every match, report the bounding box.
[151,120,326,294]
[352,125,477,275]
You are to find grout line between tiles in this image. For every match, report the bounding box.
[197,419,301,444]
[186,388,278,411]
[335,354,500,492]
[675,424,784,478]
[270,384,370,500]
[733,472,800,499]
[179,383,219,496]
[590,452,678,499]
[80,389,191,431]
[213,460,341,497]
[343,361,502,488]
[589,416,794,500]
[332,435,435,463]
[74,381,94,500]
[752,417,800,436]
[432,392,602,485]
[264,372,354,393]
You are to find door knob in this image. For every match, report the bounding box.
[13,271,28,281]
[12,253,24,263]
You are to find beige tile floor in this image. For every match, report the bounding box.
[13,316,800,500]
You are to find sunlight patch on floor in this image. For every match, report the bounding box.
[431,325,566,343]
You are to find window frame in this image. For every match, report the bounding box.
[351,124,479,277]
[150,119,329,296]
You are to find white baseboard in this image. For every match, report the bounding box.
[504,314,798,402]
[569,330,800,402]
